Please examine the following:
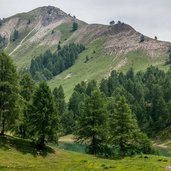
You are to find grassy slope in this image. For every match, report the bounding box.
[7,21,85,69]
[4,16,169,99]
[48,40,169,101]
[0,135,171,171]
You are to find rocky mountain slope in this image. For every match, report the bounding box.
[0,6,86,67]
[0,6,171,67]
[0,6,171,98]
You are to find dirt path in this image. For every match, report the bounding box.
[154,143,169,149]
[9,26,37,56]
[106,51,121,78]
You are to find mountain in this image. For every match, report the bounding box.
[0,6,171,99]
[0,6,86,68]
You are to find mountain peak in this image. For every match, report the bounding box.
[30,6,69,26]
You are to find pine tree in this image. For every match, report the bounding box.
[100,79,109,96]
[68,91,81,118]
[140,34,144,43]
[61,110,75,134]
[86,80,97,96]
[20,74,35,101]
[74,81,86,94]
[18,74,35,137]
[53,85,66,116]
[13,29,19,41]
[0,52,19,135]
[57,43,61,51]
[76,90,108,155]
[28,82,58,146]
[72,22,78,31]
[109,97,152,156]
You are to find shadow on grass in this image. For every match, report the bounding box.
[0,135,55,158]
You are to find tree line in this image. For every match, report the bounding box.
[30,43,85,81]
[3,52,171,157]
[0,35,7,49]
[0,52,58,147]
[67,66,171,139]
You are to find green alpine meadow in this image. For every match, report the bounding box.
[1,2,171,171]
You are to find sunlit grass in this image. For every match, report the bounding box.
[1,135,171,171]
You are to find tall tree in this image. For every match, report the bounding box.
[76,90,108,155]
[72,22,78,31]
[20,74,35,101]
[0,52,19,135]
[109,97,152,156]
[17,74,35,137]
[100,79,109,96]
[86,80,97,96]
[53,85,66,116]
[28,82,58,146]
[13,29,19,41]
[68,91,81,118]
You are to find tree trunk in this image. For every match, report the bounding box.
[120,138,125,156]
[92,135,96,155]
[38,135,45,147]
[1,117,5,135]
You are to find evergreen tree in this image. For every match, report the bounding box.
[20,74,35,101]
[126,68,134,80]
[17,74,35,137]
[28,82,58,146]
[29,44,85,81]
[0,35,6,49]
[13,29,19,41]
[57,43,61,51]
[74,81,86,94]
[140,34,144,43]
[86,80,97,96]
[0,19,2,26]
[72,22,78,31]
[166,53,171,65]
[76,90,108,155]
[0,52,19,135]
[109,20,115,26]
[68,91,81,118]
[53,85,66,116]
[61,110,75,134]
[109,97,152,156]
[100,79,109,96]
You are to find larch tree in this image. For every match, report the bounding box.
[109,97,152,156]
[18,74,35,137]
[72,22,78,31]
[28,82,58,147]
[53,85,66,116]
[76,90,108,155]
[0,52,19,135]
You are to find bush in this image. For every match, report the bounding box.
[140,34,144,43]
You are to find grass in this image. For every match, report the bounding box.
[48,41,169,101]
[48,39,117,100]
[1,135,171,171]
[13,43,53,69]
[5,29,32,54]
[56,23,73,43]
[119,50,168,72]
[5,19,169,100]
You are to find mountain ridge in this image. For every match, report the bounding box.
[0,6,170,66]
[0,6,171,99]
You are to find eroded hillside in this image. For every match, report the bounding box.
[0,6,171,99]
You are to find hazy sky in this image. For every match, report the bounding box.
[0,0,171,42]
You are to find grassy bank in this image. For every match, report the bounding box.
[1,135,171,171]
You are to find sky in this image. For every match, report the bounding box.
[0,0,171,42]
